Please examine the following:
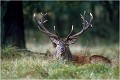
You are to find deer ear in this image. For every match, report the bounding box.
[66,37,77,44]
[50,37,58,44]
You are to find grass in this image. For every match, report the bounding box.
[1,44,119,79]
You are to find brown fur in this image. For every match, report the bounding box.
[72,54,111,65]
[89,55,111,65]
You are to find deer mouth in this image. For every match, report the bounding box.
[61,50,65,53]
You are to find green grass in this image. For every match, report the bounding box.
[1,45,119,79]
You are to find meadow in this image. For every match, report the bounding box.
[1,42,119,79]
[1,1,119,79]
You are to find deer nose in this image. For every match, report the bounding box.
[61,48,65,52]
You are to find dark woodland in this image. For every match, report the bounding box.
[1,1,119,47]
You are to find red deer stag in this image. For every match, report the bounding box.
[33,12,111,65]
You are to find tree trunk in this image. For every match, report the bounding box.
[2,1,26,49]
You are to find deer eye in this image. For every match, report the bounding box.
[57,43,61,45]
[56,41,60,45]
[65,45,68,47]
[56,43,59,45]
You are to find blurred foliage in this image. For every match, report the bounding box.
[1,1,119,44]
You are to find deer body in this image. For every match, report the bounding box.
[33,12,111,65]
[72,54,111,65]
[89,55,111,65]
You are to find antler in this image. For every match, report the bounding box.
[33,12,58,38]
[66,11,93,40]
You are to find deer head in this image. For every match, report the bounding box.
[33,12,93,60]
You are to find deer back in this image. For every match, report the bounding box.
[89,55,111,65]
[72,54,111,65]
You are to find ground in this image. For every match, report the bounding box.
[1,43,119,79]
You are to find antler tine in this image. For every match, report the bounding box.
[68,12,93,38]
[84,13,93,29]
[38,12,48,31]
[54,26,60,38]
[34,14,45,30]
[33,13,47,33]
[66,25,74,39]
[33,12,58,37]
[89,13,93,27]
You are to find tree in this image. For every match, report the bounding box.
[2,1,26,49]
